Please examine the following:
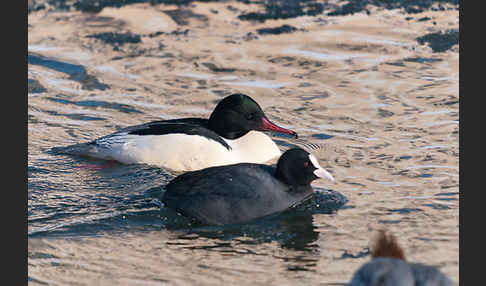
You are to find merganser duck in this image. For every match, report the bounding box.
[349,230,453,286]
[160,148,335,225]
[52,93,297,172]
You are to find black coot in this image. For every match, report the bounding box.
[161,148,335,225]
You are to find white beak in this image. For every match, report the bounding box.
[309,154,335,183]
[314,168,335,183]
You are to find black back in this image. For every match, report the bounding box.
[125,118,231,150]
[89,118,231,150]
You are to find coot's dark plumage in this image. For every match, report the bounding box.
[349,230,453,286]
[160,148,335,225]
[51,93,297,172]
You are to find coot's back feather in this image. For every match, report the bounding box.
[162,163,310,225]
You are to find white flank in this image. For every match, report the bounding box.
[226,131,281,164]
[90,131,281,172]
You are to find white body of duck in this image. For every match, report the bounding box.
[85,130,281,172]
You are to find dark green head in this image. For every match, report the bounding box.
[208,93,298,139]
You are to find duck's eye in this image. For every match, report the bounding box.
[246,113,255,120]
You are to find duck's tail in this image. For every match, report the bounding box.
[49,141,98,157]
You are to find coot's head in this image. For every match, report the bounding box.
[208,93,298,139]
[276,148,335,187]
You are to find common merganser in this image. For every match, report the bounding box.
[52,93,297,172]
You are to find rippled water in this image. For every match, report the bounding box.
[28,1,459,285]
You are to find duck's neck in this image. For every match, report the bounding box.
[207,114,249,139]
[208,103,257,139]
[225,131,281,163]
[218,130,250,140]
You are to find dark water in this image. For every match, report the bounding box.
[28,154,347,240]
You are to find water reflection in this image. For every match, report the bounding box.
[169,210,319,252]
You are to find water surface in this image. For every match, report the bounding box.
[28,1,459,285]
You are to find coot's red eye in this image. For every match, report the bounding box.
[303,161,309,167]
